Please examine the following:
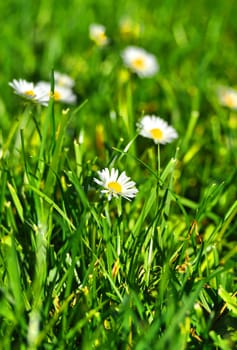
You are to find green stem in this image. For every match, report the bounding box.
[116,198,122,257]
[104,202,113,274]
[146,226,154,286]
[157,143,161,179]
[156,143,161,213]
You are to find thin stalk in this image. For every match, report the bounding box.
[117,198,122,257]
[146,226,154,287]
[104,201,113,274]
[156,143,161,214]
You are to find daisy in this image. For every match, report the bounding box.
[89,23,109,46]
[93,168,138,201]
[36,81,77,105]
[54,71,75,88]
[119,17,141,38]
[137,115,178,144]
[9,79,49,106]
[121,46,159,78]
[217,86,237,110]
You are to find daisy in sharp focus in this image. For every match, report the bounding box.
[36,81,77,105]
[9,79,49,106]
[217,86,237,110]
[89,23,109,47]
[93,168,138,201]
[137,115,178,144]
[121,46,159,78]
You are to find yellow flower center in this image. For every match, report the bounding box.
[224,93,237,108]
[95,32,107,45]
[98,32,106,40]
[150,128,163,140]
[131,57,146,70]
[24,90,35,97]
[107,181,122,193]
[51,91,61,101]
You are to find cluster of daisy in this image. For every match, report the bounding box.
[89,23,177,201]
[8,21,178,203]
[9,71,77,107]
[94,115,178,201]
[89,23,159,78]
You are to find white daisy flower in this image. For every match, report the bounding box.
[137,115,178,144]
[93,168,138,201]
[54,71,75,88]
[36,81,77,105]
[121,46,159,78]
[9,79,49,106]
[217,86,237,110]
[89,23,109,46]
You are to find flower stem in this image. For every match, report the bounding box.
[156,143,161,211]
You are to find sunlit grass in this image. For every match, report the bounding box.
[0,0,237,349]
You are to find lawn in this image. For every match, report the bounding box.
[0,0,237,349]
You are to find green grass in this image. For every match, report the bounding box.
[1,0,237,349]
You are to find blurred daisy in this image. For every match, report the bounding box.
[54,71,75,88]
[137,115,178,144]
[119,17,141,38]
[36,81,77,105]
[9,79,49,106]
[93,168,138,201]
[89,23,109,46]
[217,86,237,110]
[121,46,159,78]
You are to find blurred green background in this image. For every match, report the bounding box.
[2,0,237,109]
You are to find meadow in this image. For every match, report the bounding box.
[0,0,237,349]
